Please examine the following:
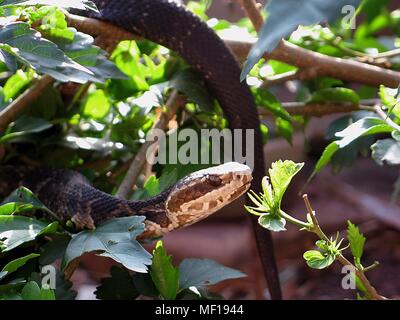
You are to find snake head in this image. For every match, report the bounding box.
[165,162,253,229]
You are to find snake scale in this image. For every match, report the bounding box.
[0,0,282,299]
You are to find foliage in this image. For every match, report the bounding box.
[247,160,383,299]
[95,241,245,300]
[0,0,398,300]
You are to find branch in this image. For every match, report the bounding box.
[374,105,400,132]
[65,13,140,52]
[260,68,319,88]
[258,100,377,118]
[116,90,184,199]
[234,0,400,88]
[238,0,263,32]
[302,195,385,300]
[67,12,400,89]
[0,75,54,133]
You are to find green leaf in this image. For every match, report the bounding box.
[95,266,139,300]
[0,22,94,83]
[150,240,179,300]
[82,89,111,121]
[275,117,293,144]
[310,117,393,180]
[39,288,55,300]
[0,215,57,252]
[135,168,179,200]
[0,186,53,215]
[62,32,126,82]
[0,0,98,11]
[258,214,286,232]
[0,253,40,280]
[20,281,55,300]
[269,160,304,205]
[3,69,32,102]
[252,87,292,122]
[371,139,400,166]
[178,258,245,289]
[347,221,366,264]
[21,281,41,300]
[303,250,335,269]
[309,87,360,104]
[241,0,362,79]
[0,116,53,144]
[379,85,398,108]
[108,40,149,99]
[62,216,151,273]
[326,113,375,172]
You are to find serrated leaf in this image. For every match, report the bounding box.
[347,221,366,263]
[0,22,95,83]
[303,250,336,269]
[241,0,362,79]
[62,32,126,82]
[178,258,245,289]
[258,214,286,232]
[269,160,304,205]
[150,240,179,300]
[0,186,53,215]
[62,216,151,273]
[0,215,57,252]
[371,139,400,166]
[310,117,393,181]
[95,266,139,300]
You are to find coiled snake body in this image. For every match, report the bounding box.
[0,0,282,299]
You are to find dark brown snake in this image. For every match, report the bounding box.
[0,0,282,299]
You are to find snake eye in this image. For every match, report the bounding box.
[207,175,222,187]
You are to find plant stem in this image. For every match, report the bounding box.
[301,195,385,300]
[374,105,400,132]
[279,210,310,229]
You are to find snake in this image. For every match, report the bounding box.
[0,163,252,239]
[0,0,282,299]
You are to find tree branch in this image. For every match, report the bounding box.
[116,90,184,199]
[0,75,54,133]
[238,0,263,32]
[258,101,367,118]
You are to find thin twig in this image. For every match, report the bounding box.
[0,75,54,133]
[374,105,400,132]
[238,0,264,32]
[116,90,183,199]
[67,12,400,89]
[258,100,376,118]
[302,194,385,300]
